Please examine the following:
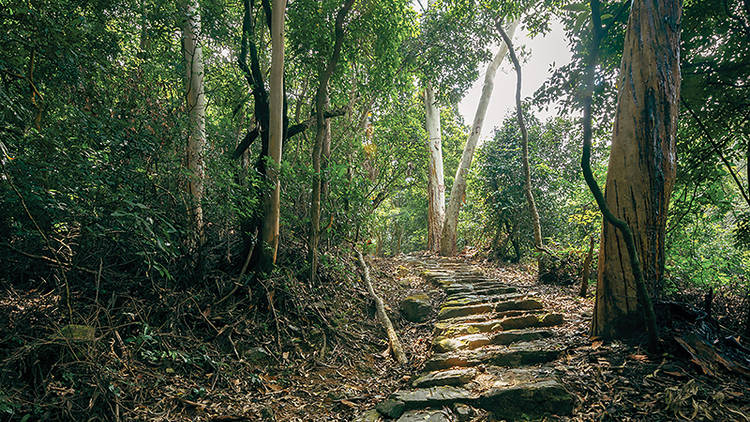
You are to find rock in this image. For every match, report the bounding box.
[452,403,474,421]
[354,409,383,422]
[411,368,477,388]
[391,386,476,408]
[376,399,406,419]
[400,294,433,322]
[434,319,505,337]
[433,334,490,353]
[478,380,574,420]
[500,313,563,330]
[423,342,562,371]
[442,293,524,308]
[243,346,271,363]
[396,409,452,422]
[56,324,95,342]
[438,304,494,320]
[493,298,544,312]
[489,329,554,346]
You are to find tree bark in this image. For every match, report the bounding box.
[309,0,355,284]
[257,0,286,272]
[182,0,206,245]
[440,20,518,256]
[591,0,681,344]
[425,82,445,252]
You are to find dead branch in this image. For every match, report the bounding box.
[354,249,407,364]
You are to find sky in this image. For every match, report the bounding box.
[457,18,573,140]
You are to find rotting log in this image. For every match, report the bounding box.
[355,249,408,364]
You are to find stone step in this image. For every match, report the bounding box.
[441,293,526,308]
[445,286,517,297]
[412,368,478,388]
[438,298,543,320]
[435,312,561,337]
[423,341,563,371]
[438,309,544,325]
[397,409,453,422]
[478,380,574,420]
[377,387,476,419]
[433,329,554,353]
[376,369,573,420]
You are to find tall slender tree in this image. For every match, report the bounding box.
[182,0,206,245]
[496,20,546,259]
[440,20,518,256]
[257,0,287,271]
[425,82,445,252]
[590,0,682,342]
[309,0,356,284]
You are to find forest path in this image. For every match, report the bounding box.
[359,256,574,421]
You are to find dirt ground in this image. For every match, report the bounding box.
[1,252,748,421]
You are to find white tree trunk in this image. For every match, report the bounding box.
[440,20,519,256]
[259,0,287,267]
[424,82,445,252]
[182,0,206,244]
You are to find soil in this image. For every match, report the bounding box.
[0,251,748,421]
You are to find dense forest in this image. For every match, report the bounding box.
[1,0,749,420]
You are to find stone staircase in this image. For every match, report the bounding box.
[359,259,574,421]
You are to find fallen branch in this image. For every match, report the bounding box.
[354,249,407,364]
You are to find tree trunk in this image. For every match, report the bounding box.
[182,0,206,245]
[257,0,286,272]
[592,0,681,340]
[425,82,445,252]
[580,236,596,297]
[497,22,545,258]
[440,20,518,256]
[309,0,355,284]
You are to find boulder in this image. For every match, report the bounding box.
[400,294,432,322]
[376,399,406,419]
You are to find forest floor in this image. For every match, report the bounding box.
[1,252,749,421]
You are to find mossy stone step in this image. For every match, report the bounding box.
[442,293,525,308]
[438,309,543,326]
[412,368,478,388]
[423,341,562,371]
[435,313,563,337]
[433,329,554,353]
[445,286,517,296]
[439,298,543,320]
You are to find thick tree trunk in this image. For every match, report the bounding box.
[309,0,355,284]
[592,0,682,340]
[182,0,206,245]
[440,20,518,256]
[257,0,286,272]
[425,82,445,252]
